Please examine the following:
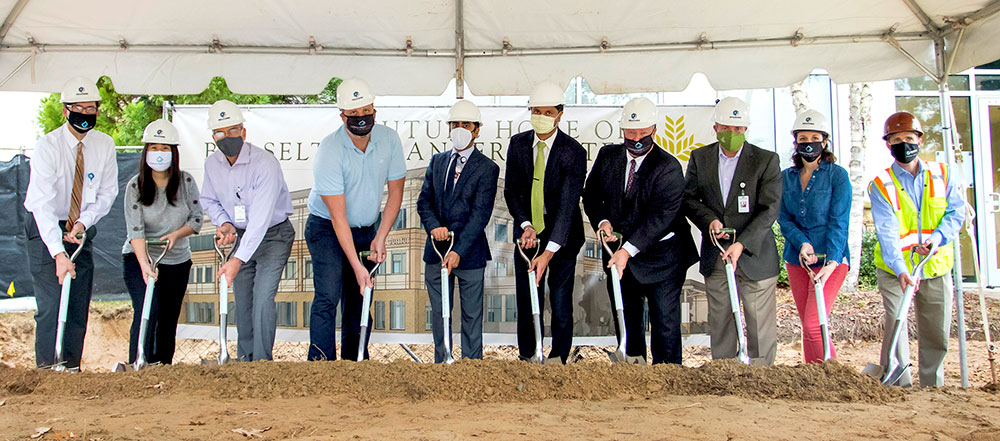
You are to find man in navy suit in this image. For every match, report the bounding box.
[583,98,698,364]
[417,100,500,362]
[504,82,587,364]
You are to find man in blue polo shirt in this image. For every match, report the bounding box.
[305,78,406,361]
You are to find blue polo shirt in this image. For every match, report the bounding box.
[308,124,406,227]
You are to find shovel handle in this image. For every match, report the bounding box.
[67,231,87,262]
[431,231,455,260]
[516,238,542,265]
[359,251,382,277]
[597,230,623,256]
[709,228,735,254]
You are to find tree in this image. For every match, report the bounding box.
[843,82,873,292]
[35,77,342,145]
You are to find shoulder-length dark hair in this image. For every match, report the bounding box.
[791,136,837,168]
[137,143,181,206]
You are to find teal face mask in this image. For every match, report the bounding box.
[717,131,746,152]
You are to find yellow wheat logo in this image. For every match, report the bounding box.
[655,114,703,162]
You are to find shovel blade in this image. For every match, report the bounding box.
[606,348,627,363]
[882,364,910,386]
[112,362,131,373]
[862,362,886,380]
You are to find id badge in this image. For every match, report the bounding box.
[234,204,247,223]
[737,195,750,213]
[84,184,97,204]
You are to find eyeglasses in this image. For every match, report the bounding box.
[212,126,243,141]
[65,104,99,115]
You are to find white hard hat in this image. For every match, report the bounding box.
[528,81,566,108]
[141,119,180,145]
[60,77,101,104]
[337,78,376,110]
[206,100,245,130]
[713,97,750,127]
[620,97,657,129]
[791,109,830,137]
[447,99,481,123]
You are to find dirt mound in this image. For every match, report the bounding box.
[0,358,901,404]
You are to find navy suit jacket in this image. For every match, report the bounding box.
[417,147,500,269]
[583,144,698,284]
[503,129,587,252]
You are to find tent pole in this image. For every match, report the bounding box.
[454,0,465,99]
[0,53,29,89]
[0,0,31,46]
[935,34,970,388]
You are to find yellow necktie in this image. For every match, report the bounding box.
[531,141,546,233]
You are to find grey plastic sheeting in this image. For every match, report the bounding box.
[0,152,141,298]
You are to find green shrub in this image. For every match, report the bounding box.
[772,222,879,291]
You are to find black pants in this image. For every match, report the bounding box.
[304,214,376,361]
[122,253,192,364]
[513,238,579,363]
[607,266,686,364]
[25,215,95,369]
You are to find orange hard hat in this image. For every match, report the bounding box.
[883,112,924,140]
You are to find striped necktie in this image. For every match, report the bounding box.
[66,141,84,230]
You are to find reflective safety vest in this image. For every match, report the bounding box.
[871,161,953,278]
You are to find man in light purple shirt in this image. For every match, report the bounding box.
[200,99,294,362]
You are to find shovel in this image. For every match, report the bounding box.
[113,240,169,372]
[516,238,545,364]
[862,243,938,385]
[356,251,382,362]
[202,232,237,366]
[49,231,86,372]
[430,231,456,364]
[710,227,751,365]
[800,253,833,361]
[598,230,645,364]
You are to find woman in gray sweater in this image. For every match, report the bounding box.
[122,119,203,365]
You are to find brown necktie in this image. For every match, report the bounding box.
[66,141,84,230]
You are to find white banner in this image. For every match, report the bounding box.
[173,105,717,193]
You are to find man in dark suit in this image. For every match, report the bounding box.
[417,100,500,362]
[504,81,587,364]
[583,97,698,364]
[682,97,782,364]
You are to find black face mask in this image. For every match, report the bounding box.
[67,109,97,133]
[216,136,244,157]
[624,134,654,156]
[795,141,824,163]
[345,114,375,137]
[890,141,920,164]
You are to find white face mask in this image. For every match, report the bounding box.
[146,151,172,172]
[530,114,557,135]
[449,127,474,151]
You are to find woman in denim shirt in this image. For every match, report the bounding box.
[778,109,851,363]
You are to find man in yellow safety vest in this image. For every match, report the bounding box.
[868,111,965,387]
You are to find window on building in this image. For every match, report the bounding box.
[392,208,407,230]
[189,234,215,252]
[487,295,502,322]
[425,302,433,331]
[227,301,235,325]
[494,221,508,242]
[303,301,312,328]
[504,294,517,322]
[584,241,597,258]
[391,252,406,274]
[185,302,214,324]
[494,259,507,277]
[390,300,406,330]
[374,301,386,330]
[283,260,297,280]
[304,259,313,279]
[276,301,297,327]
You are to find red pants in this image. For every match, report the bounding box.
[785,263,849,363]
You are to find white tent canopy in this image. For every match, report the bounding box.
[1,0,1000,96]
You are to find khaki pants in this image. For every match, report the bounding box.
[705,259,778,364]
[876,269,952,387]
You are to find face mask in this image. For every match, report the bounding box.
[795,141,824,163]
[530,114,557,135]
[890,141,920,164]
[345,114,375,137]
[146,151,172,172]
[67,110,97,133]
[449,127,474,151]
[717,131,745,152]
[624,134,654,156]
[216,136,244,157]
